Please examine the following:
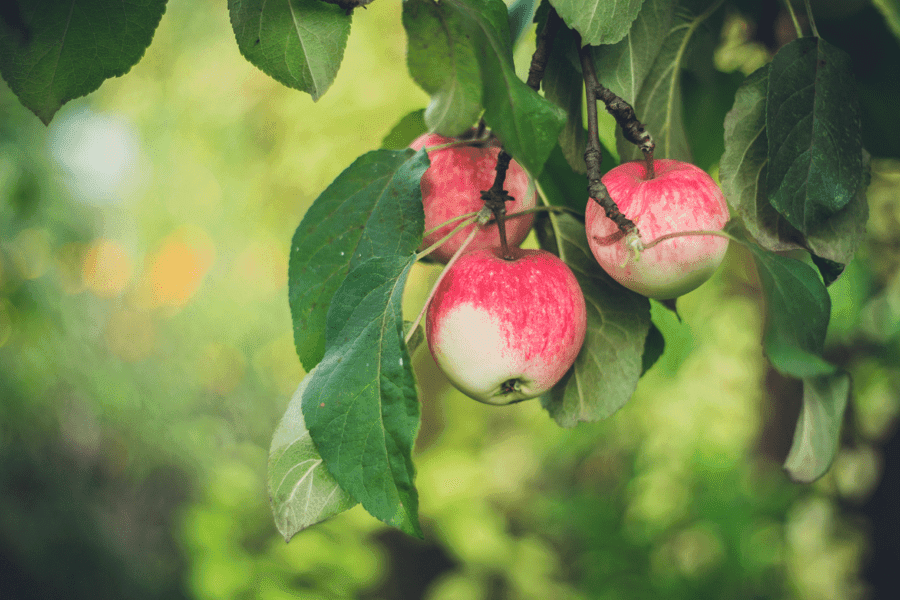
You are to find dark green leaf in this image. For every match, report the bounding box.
[403,0,483,135]
[743,241,835,378]
[641,322,665,375]
[269,367,357,542]
[592,0,675,107]
[542,24,586,173]
[722,66,869,277]
[538,144,588,213]
[302,255,423,537]
[228,0,350,101]
[549,0,644,46]
[0,0,168,124]
[810,254,844,287]
[381,109,428,149]
[766,36,863,233]
[784,371,851,483]
[721,65,799,251]
[537,213,651,426]
[289,149,429,371]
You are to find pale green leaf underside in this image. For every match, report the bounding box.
[784,372,851,483]
[229,0,350,101]
[269,368,357,542]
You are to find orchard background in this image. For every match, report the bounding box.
[1,0,900,599]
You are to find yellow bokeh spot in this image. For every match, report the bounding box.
[139,226,215,309]
[82,238,133,298]
[9,228,52,280]
[105,308,156,363]
[198,343,246,395]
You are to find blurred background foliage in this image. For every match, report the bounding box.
[1,0,899,599]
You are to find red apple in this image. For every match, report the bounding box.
[586,159,729,300]
[411,132,536,263]
[426,248,587,404]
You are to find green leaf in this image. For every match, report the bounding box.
[302,255,423,537]
[403,0,483,135]
[381,109,428,149]
[507,0,539,45]
[536,213,651,426]
[228,0,351,101]
[721,65,798,251]
[721,66,869,279]
[542,24,587,174]
[409,0,565,175]
[269,367,358,542]
[766,36,863,234]
[784,371,851,483]
[616,3,723,162]
[742,241,835,379]
[549,0,644,46]
[289,149,429,371]
[0,0,168,124]
[591,0,675,106]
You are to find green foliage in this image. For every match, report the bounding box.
[0,0,890,554]
[766,37,863,234]
[536,213,651,426]
[228,0,351,101]
[0,0,168,124]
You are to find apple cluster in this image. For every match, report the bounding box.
[413,133,729,405]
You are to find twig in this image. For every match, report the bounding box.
[577,38,638,237]
[481,7,562,260]
[578,39,655,178]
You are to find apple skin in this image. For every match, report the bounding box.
[585,159,729,300]
[426,247,587,405]
[411,132,536,263]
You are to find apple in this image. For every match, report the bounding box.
[426,247,587,405]
[585,158,729,300]
[411,132,536,263]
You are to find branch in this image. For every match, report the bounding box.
[577,38,638,236]
[481,8,561,260]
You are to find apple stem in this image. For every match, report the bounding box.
[481,151,514,259]
[405,227,480,347]
[642,229,734,251]
[577,37,639,238]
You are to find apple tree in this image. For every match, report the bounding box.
[0,0,881,543]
